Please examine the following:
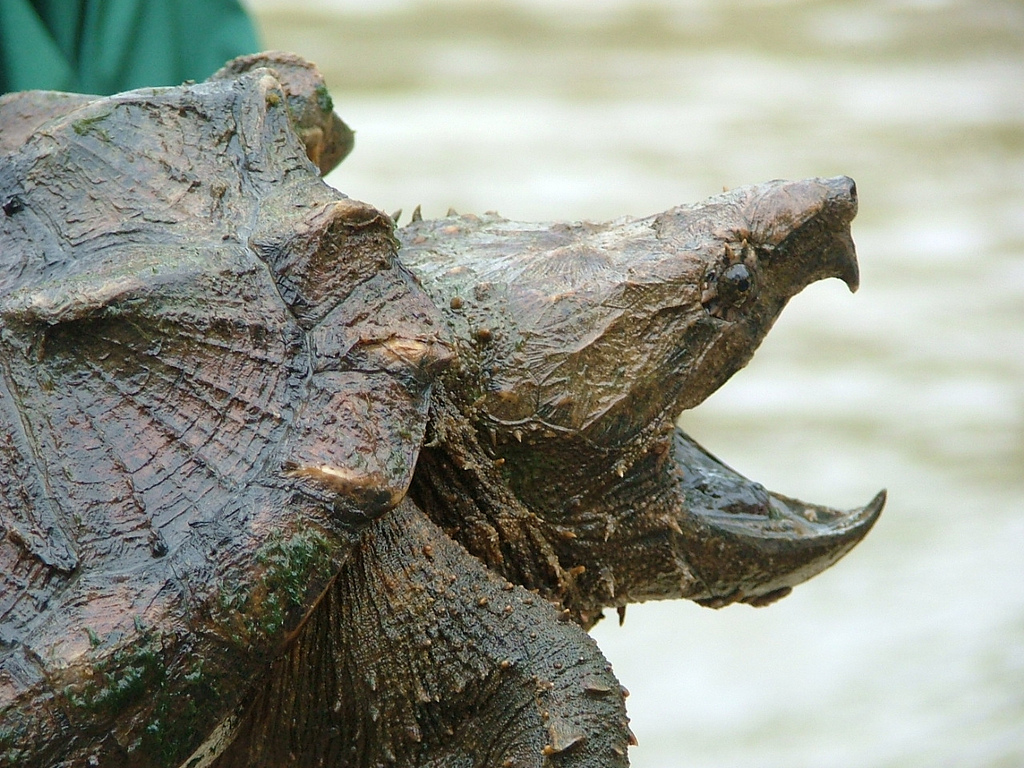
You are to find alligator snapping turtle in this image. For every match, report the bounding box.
[0,54,884,767]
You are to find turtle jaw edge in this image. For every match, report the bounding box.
[659,175,881,608]
[670,428,885,608]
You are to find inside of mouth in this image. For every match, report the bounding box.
[668,425,885,608]
[671,427,880,534]
[671,428,775,519]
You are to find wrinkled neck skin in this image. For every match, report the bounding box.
[404,177,883,628]
[212,498,631,767]
[411,385,702,628]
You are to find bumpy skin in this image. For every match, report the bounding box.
[213,499,631,768]
[209,52,354,175]
[399,184,884,625]
[0,55,883,767]
[0,61,446,766]
[0,52,353,174]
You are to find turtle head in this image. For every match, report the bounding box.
[404,177,858,457]
[401,176,882,622]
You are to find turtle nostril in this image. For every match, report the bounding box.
[839,177,856,205]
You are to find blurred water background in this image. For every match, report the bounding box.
[249,1,1024,765]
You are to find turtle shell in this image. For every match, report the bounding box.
[0,62,449,765]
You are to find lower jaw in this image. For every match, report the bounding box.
[669,428,885,606]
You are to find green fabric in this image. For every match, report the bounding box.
[0,0,260,95]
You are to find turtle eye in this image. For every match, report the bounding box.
[722,263,751,291]
[717,262,755,305]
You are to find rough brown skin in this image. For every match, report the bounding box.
[0,52,353,174]
[209,52,354,175]
[399,184,884,626]
[0,54,883,767]
[213,499,631,768]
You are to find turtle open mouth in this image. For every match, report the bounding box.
[657,176,884,608]
[0,50,886,768]
[670,429,886,608]
[399,174,883,617]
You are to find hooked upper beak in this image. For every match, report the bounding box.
[658,176,878,608]
[753,175,861,296]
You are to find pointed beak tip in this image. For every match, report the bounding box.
[821,487,885,556]
[832,488,886,539]
[864,488,887,520]
[838,250,861,293]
